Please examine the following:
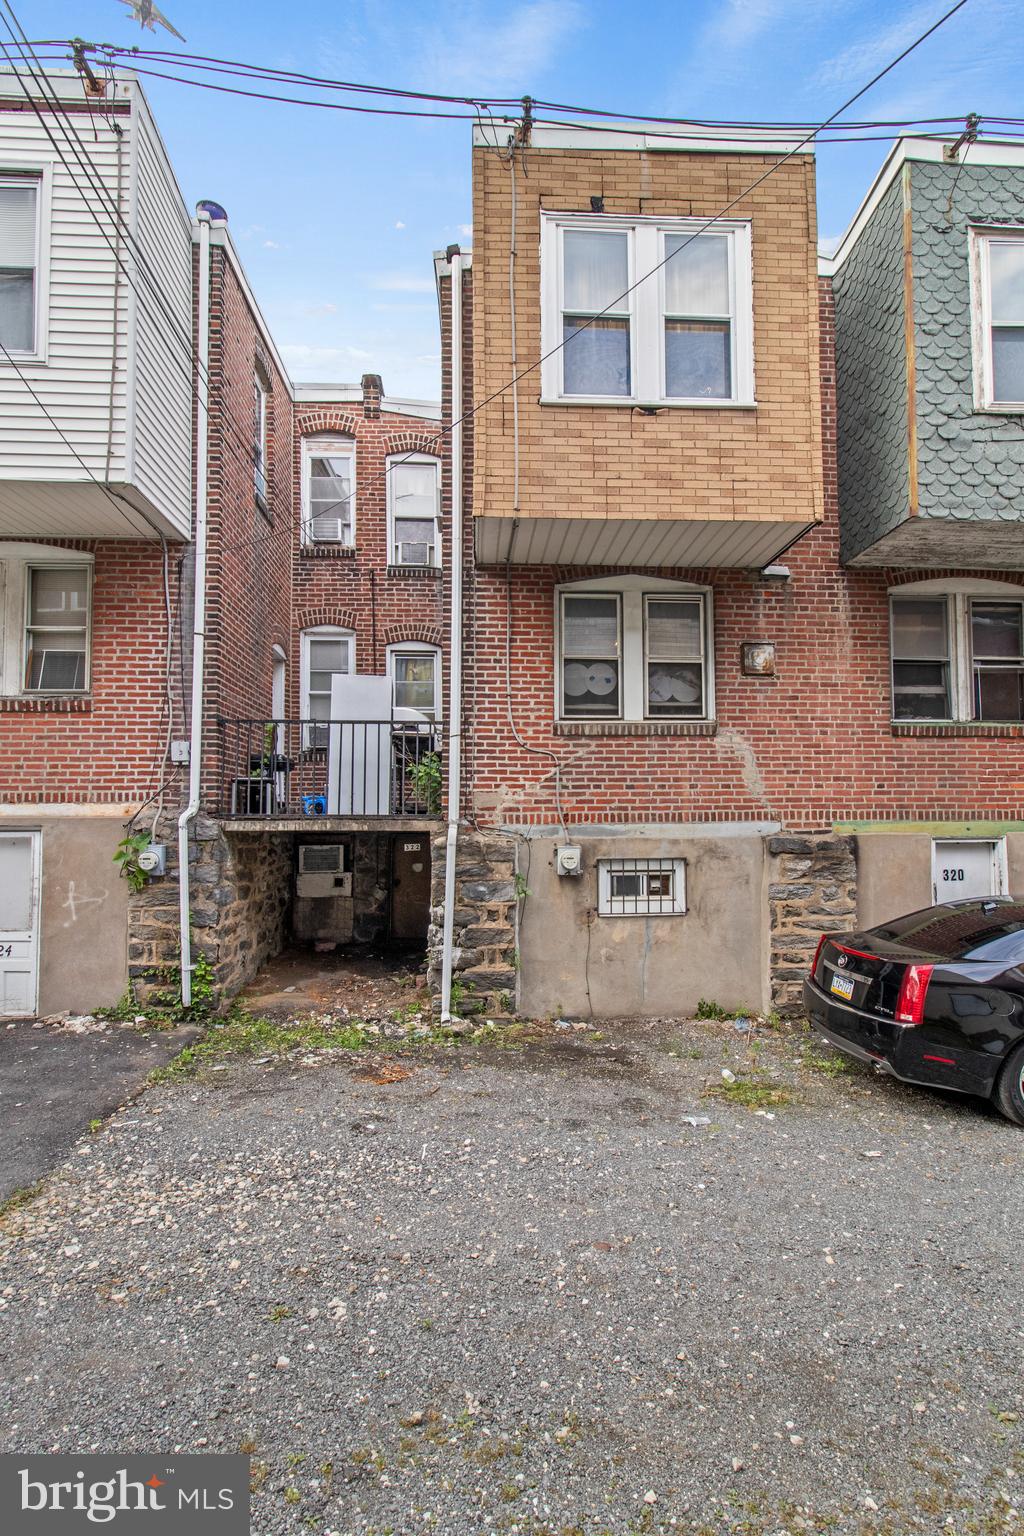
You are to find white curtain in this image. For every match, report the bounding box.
[563,230,628,312]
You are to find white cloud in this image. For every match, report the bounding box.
[263,239,283,250]
[369,272,435,294]
[302,302,338,317]
[411,0,583,92]
[281,343,373,376]
[816,0,982,91]
[395,220,407,230]
[701,0,789,51]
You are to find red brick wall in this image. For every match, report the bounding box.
[457,274,1024,829]
[202,243,294,803]
[290,390,448,720]
[0,538,184,804]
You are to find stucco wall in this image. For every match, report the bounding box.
[516,830,766,1020]
[0,809,130,1016]
[856,828,1024,930]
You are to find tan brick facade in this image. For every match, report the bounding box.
[471,145,824,530]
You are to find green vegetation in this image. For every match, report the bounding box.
[407,750,442,815]
[695,997,730,1021]
[703,1071,792,1110]
[149,1008,372,1082]
[112,830,153,893]
[0,1181,44,1219]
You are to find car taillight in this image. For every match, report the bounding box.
[895,963,933,1025]
[810,934,828,981]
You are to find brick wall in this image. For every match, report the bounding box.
[453,273,1024,830]
[202,242,294,805]
[471,145,823,530]
[290,384,447,719]
[0,537,185,805]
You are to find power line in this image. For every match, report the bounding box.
[21,35,1007,138]
[0,12,271,479]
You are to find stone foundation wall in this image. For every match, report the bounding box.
[428,828,518,1016]
[766,833,857,1013]
[128,814,291,1006]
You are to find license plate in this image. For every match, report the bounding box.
[830,973,855,1001]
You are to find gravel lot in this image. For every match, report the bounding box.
[2,1017,1023,1535]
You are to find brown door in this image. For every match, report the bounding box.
[391,836,431,942]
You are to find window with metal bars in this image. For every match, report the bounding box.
[597,857,686,916]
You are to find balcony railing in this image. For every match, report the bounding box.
[215,718,443,819]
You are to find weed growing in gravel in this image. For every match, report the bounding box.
[801,1046,857,1077]
[148,1008,372,1081]
[703,1071,792,1109]
[695,997,730,1020]
[268,1305,294,1322]
[0,1180,44,1219]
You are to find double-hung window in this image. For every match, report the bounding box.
[303,439,355,545]
[557,577,713,724]
[0,175,40,355]
[253,375,269,505]
[301,627,353,744]
[542,213,753,405]
[24,565,90,692]
[972,229,1024,409]
[891,586,1024,723]
[387,455,441,567]
[387,643,441,719]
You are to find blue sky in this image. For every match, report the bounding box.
[24,0,1020,398]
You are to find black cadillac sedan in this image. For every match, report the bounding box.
[804,897,1024,1125]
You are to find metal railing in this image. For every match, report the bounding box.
[216,718,443,819]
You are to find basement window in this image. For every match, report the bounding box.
[597,857,686,916]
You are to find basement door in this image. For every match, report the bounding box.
[0,830,40,1016]
[391,835,430,942]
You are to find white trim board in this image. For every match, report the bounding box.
[819,136,1024,277]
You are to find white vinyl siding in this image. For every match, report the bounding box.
[0,78,192,540]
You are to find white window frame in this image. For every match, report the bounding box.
[299,625,355,726]
[540,211,754,407]
[555,573,714,723]
[889,577,1024,723]
[386,454,442,568]
[301,437,356,546]
[931,837,1008,905]
[0,543,93,696]
[0,162,51,365]
[253,375,269,506]
[970,226,1024,411]
[386,641,442,720]
[597,857,687,917]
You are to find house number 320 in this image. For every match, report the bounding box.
[941,868,966,882]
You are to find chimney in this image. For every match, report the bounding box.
[361,372,383,419]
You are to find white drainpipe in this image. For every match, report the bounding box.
[440,248,464,1021]
[178,206,212,1008]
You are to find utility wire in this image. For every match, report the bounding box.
[0,10,272,478]
[20,36,1009,136]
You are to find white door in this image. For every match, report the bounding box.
[0,830,40,1016]
[932,838,1008,904]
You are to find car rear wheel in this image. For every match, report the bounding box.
[994,1042,1024,1127]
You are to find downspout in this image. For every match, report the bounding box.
[440,247,464,1021]
[178,205,212,1008]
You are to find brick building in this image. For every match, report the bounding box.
[0,70,443,1019]
[431,123,1024,1021]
